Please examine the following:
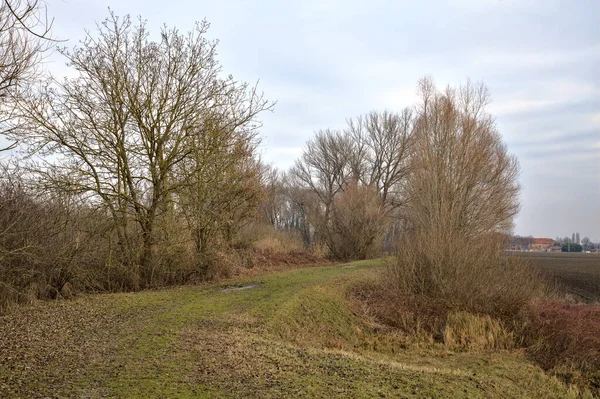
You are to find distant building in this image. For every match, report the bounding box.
[529,238,559,252]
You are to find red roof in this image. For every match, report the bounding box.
[531,238,554,245]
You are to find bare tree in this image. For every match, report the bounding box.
[1,0,55,150]
[291,129,353,214]
[290,129,354,254]
[346,109,414,206]
[581,236,591,251]
[8,13,271,286]
[388,78,531,314]
[282,173,317,248]
[177,112,266,262]
[0,0,53,95]
[258,164,286,227]
[404,77,520,240]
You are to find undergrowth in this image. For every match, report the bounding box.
[351,276,600,396]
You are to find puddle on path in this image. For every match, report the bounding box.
[220,282,261,293]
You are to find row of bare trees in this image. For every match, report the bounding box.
[287,110,413,259]
[259,78,521,266]
[1,4,526,311]
[1,11,274,306]
[274,78,533,314]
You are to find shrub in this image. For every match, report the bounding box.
[386,235,545,318]
[0,179,110,309]
[326,183,389,260]
[523,301,600,390]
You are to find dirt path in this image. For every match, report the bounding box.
[0,260,581,398]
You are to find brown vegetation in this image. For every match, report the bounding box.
[0,172,109,308]
[351,278,519,351]
[523,301,600,391]
[290,109,413,260]
[387,237,545,317]
[385,78,540,316]
[0,7,596,393]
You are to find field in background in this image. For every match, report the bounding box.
[521,252,600,302]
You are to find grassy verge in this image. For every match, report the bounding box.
[0,260,590,398]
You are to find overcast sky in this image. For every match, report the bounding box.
[41,0,600,240]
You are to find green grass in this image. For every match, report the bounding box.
[0,259,591,398]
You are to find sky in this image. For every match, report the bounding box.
[34,0,600,240]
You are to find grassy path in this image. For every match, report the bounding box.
[0,260,584,398]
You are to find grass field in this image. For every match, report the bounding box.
[520,252,600,302]
[0,260,591,398]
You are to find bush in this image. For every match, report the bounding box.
[0,182,109,309]
[386,234,545,318]
[326,183,389,260]
[381,77,538,322]
[523,301,600,391]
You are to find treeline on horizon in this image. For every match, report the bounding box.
[512,235,599,252]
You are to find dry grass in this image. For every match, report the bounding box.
[0,260,588,398]
[443,311,516,351]
[247,226,305,254]
[354,260,600,395]
[235,250,332,278]
[350,280,518,352]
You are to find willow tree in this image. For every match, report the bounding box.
[405,77,520,240]
[388,78,531,314]
[9,12,271,286]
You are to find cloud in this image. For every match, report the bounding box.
[473,46,600,73]
[39,0,600,239]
